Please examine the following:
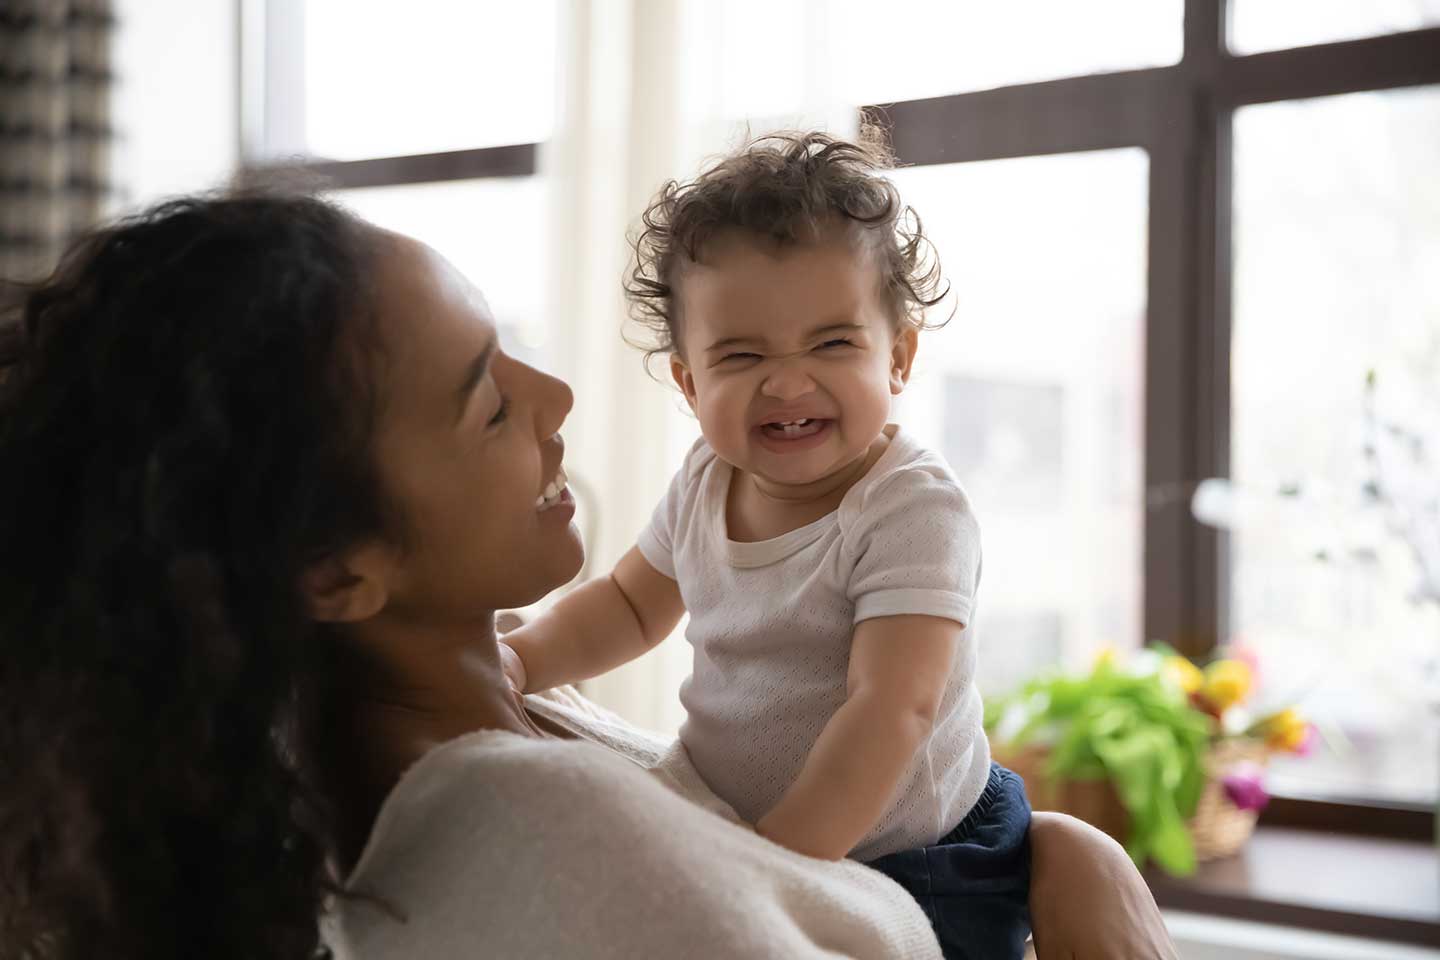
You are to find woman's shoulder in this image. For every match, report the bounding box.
[339,731,673,901]
[357,729,643,854]
[329,724,941,960]
[328,732,689,957]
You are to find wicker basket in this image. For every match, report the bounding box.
[1189,739,1268,860]
[997,739,1268,862]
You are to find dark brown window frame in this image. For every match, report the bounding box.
[871,0,1440,838]
[268,143,539,189]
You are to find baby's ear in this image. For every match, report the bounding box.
[889,326,919,395]
[670,353,698,410]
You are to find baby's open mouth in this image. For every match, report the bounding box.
[760,418,827,440]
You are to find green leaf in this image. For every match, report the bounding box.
[986,658,1212,877]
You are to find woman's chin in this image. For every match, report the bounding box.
[513,530,585,606]
[558,520,585,575]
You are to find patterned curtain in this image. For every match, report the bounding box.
[0,0,114,283]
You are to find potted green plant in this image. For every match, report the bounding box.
[986,649,1314,876]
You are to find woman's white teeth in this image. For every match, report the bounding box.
[535,465,568,508]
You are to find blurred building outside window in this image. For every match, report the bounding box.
[1229,86,1440,804]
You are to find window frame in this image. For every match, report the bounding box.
[874,0,1440,836]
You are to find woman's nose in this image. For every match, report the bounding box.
[533,366,574,440]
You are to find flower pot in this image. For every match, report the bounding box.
[996,739,1266,863]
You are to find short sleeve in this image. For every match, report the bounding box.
[635,437,707,580]
[845,465,981,626]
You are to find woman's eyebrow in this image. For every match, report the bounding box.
[455,338,497,423]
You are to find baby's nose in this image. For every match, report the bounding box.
[760,362,816,400]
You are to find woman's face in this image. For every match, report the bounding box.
[364,234,582,619]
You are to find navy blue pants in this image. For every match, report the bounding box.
[865,763,1032,960]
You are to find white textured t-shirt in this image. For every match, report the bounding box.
[637,426,991,861]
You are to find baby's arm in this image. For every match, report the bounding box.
[756,614,961,860]
[502,546,685,693]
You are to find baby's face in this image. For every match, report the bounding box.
[671,229,915,496]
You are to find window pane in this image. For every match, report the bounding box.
[889,149,1149,696]
[695,1,1181,121]
[301,0,557,160]
[1231,87,1440,805]
[833,0,1181,107]
[333,178,549,368]
[1230,0,1440,55]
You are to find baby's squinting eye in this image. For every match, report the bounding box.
[817,339,854,350]
[722,352,762,363]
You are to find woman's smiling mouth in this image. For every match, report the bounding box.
[535,464,569,510]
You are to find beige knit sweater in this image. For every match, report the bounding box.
[324,687,942,959]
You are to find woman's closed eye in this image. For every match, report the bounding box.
[488,394,511,426]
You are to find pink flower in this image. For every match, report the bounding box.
[1221,763,1270,812]
[1228,644,1262,693]
[1293,723,1318,757]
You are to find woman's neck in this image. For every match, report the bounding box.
[323,612,553,872]
[338,611,546,748]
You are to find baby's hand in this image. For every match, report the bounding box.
[497,640,528,694]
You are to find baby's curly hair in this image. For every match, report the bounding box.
[624,126,950,364]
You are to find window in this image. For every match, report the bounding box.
[1231,86,1440,804]
[833,0,1183,105]
[301,1,556,161]
[889,150,1149,695]
[1230,0,1440,55]
[333,178,550,368]
[240,0,556,365]
[245,0,1440,824]
[249,0,558,163]
[702,0,1183,117]
[875,1,1440,820]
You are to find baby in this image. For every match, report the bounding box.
[502,130,1030,959]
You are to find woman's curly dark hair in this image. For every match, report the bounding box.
[624,126,950,368]
[0,192,394,959]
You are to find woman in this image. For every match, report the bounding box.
[0,192,1177,959]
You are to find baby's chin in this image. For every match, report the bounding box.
[744,454,861,492]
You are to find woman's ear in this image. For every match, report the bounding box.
[670,353,698,411]
[300,543,394,623]
[889,326,919,395]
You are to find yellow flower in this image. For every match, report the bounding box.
[1199,659,1253,713]
[1260,708,1311,752]
[1161,656,1204,695]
